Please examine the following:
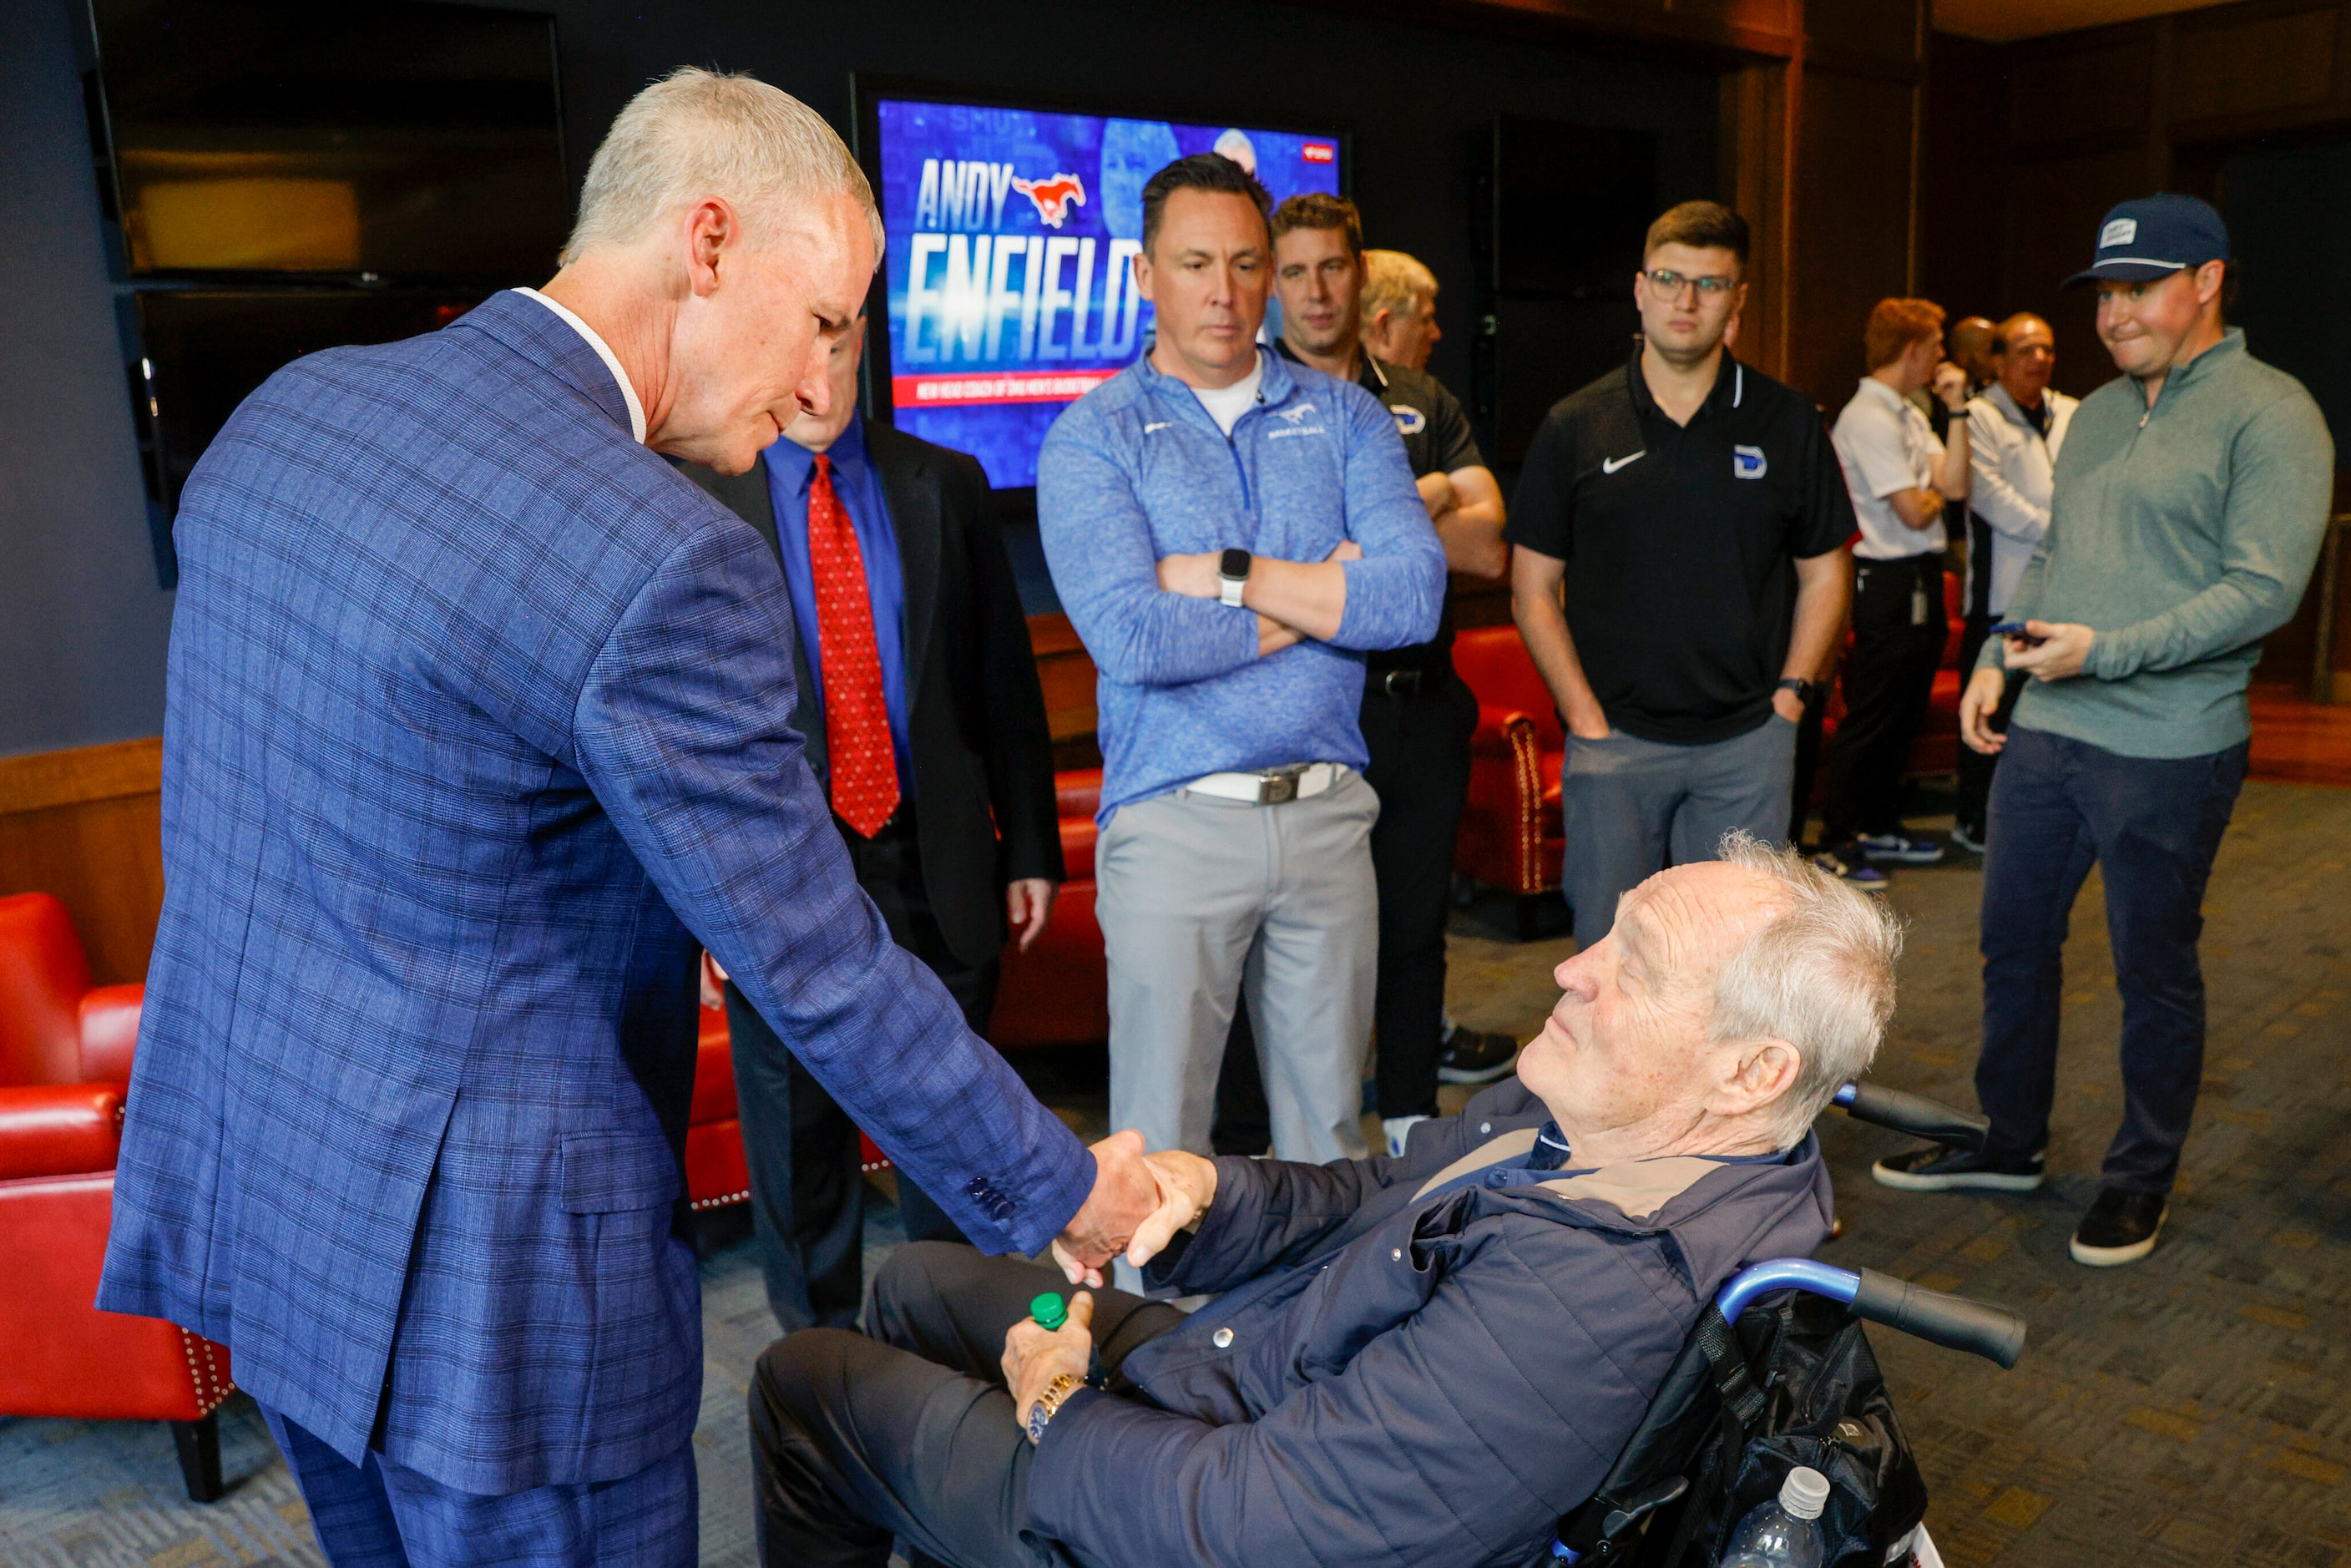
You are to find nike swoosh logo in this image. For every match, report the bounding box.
[1144,421,1173,434]
[1601,451,1646,474]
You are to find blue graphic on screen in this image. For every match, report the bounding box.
[874,99,1342,487]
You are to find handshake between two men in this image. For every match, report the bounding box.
[751,845,1907,1568]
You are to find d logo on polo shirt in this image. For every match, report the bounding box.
[1390,404,1426,436]
[1733,444,1768,480]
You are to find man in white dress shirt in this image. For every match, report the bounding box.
[1820,297,1972,884]
[1954,314,2076,851]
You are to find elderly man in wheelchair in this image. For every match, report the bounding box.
[749,832,1903,1568]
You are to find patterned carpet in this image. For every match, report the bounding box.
[3,778,2348,1566]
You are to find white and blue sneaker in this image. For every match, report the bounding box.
[1854,832,1945,865]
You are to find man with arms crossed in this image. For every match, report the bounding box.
[747,837,1898,1568]
[1951,313,2074,852]
[1039,154,1444,1191]
[1509,200,1854,952]
[98,71,1154,1565]
[1875,196,2331,1267]
[1269,195,1514,1153]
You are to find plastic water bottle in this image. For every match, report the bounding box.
[1718,1466,1831,1568]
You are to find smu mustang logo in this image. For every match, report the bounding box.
[1011,173,1086,228]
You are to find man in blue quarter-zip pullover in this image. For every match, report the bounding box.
[1039,154,1443,1193]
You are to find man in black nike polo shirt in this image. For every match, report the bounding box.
[1509,200,1854,949]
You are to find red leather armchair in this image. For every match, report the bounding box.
[1454,627,1566,934]
[1454,589,1969,933]
[0,892,235,1502]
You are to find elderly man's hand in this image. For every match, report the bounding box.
[1052,1130,1157,1287]
[1124,1149,1219,1268]
[2004,620,2094,682]
[1002,1290,1093,1435]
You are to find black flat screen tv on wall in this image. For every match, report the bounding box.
[85,0,568,283]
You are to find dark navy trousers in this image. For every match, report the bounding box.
[1974,725,2248,1193]
[260,1406,695,1567]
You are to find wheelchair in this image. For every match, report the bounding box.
[1550,1083,2027,1567]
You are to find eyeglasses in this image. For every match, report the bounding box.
[1644,268,1738,298]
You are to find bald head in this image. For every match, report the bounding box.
[1990,312,2055,409]
[1950,316,1996,388]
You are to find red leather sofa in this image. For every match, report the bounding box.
[0,892,235,1502]
[1451,577,1967,923]
[988,770,1109,1049]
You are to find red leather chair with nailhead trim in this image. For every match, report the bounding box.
[1454,627,1567,936]
[0,892,235,1501]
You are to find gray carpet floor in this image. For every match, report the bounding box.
[5,777,2348,1566]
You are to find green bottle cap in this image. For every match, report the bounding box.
[1030,1292,1068,1331]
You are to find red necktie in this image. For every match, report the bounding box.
[806,453,900,837]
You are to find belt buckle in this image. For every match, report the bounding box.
[1259,772,1299,804]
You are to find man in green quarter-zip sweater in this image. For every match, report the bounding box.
[1872,195,2333,1268]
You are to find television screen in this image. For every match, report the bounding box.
[87,0,566,281]
[867,94,1345,488]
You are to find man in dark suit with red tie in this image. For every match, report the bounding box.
[686,311,1064,1332]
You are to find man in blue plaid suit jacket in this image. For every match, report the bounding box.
[98,71,1155,1566]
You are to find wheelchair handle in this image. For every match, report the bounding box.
[1714,1259,2026,1369]
[1834,1082,1990,1152]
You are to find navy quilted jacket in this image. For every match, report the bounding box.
[1029,1079,1836,1567]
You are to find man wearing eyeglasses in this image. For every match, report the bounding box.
[1508,201,1855,952]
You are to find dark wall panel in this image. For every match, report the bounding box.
[2003,146,2143,399]
[1921,29,2007,324]
[0,0,176,760]
[1789,68,1917,404]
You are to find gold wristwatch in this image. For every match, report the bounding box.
[1025,1373,1086,1445]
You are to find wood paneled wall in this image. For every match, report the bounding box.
[0,737,164,986]
[1929,0,2351,403]
[1923,0,2351,680]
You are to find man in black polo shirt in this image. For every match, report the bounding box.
[1258,194,1514,1156]
[1509,200,1854,950]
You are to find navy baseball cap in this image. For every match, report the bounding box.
[2063,194,2230,289]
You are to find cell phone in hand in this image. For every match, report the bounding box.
[1990,621,2045,646]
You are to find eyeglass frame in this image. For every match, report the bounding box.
[1641,267,1742,299]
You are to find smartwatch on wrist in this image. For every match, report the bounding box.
[1777,676,1822,706]
[1218,548,1252,608]
[1025,1373,1085,1445]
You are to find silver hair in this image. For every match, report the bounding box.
[1363,248,1439,320]
[560,67,882,266]
[1708,831,1904,1147]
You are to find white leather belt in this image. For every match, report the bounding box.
[1184,762,1343,805]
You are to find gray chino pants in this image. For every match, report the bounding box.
[1560,716,1797,949]
[1095,769,1380,1175]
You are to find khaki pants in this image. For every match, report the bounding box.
[1095,769,1380,1173]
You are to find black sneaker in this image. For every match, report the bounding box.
[1871,1143,2045,1191]
[2070,1187,2167,1267]
[1436,1025,1520,1085]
